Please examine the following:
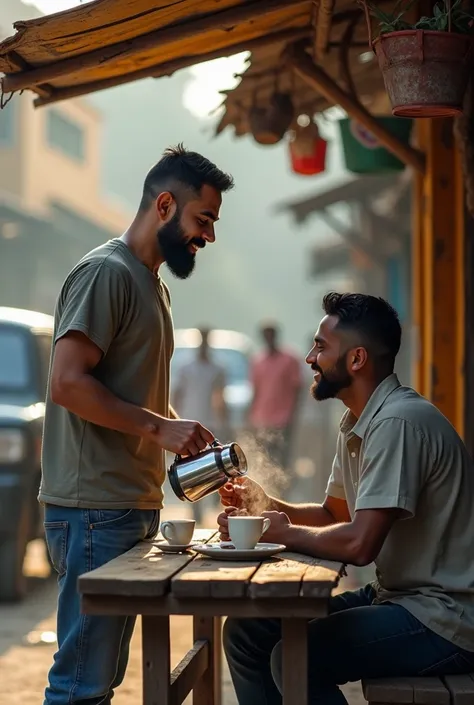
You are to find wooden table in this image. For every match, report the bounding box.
[79,529,344,705]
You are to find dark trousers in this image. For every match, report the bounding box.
[223,584,474,705]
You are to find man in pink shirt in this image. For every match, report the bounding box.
[249,323,303,471]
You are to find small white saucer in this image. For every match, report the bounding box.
[193,542,286,561]
[155,542,195,554]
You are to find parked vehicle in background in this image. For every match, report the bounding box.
[0,307,53,601]
[171,328,253,435]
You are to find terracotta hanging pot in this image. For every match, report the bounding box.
[249,80,295,145]
[374,29,474,118]
[288,119,327,175]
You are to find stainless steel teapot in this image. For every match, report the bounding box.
[167,440,248,503]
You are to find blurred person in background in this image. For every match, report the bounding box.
[172,327,230,523]
[248,322,303,475]
[40,145,234,705]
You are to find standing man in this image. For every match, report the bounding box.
[40,145,234,705]
[172,327,229,523]
[249,322,303,471]
[219,293,474,705]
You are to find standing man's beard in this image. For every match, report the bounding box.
[158,212,205,280]
[311,353,352,401]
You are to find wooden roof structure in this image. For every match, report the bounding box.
[0,0,318,107]
[214,2,391,138]
[0,0,386,110]
[0,0,424,172]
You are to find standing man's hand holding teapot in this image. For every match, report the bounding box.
[145,416,215,456]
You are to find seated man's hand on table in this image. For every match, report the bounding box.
[218,476,271,513]
[260,510,292,545]
[217,506,246,542]
[217,506,292,544]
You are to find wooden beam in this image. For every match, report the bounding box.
[282,620,308,705]
[315,0,335,59]
[2,0,307,94]
[5,51,52,99]
[285,41,426,174]
[319,209,385,266]
[33,27,310,108]
[193,617,222,705]
[169,640,209,705]
[142,615,171,705]
[412,119,465,433]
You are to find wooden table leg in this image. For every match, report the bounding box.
[193,615,222,705]
[282,618,308,705]
[142,615,170,705]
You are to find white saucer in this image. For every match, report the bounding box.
[193,542,286,561]
[155,542,195,554]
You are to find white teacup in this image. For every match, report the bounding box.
[161,519,195,546]
[228,516,271,550]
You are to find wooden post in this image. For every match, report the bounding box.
[193,616,222,705]
[463,207,474,455]
[142,615,170,705]
[412,119,465,434]
[282,619,308,705]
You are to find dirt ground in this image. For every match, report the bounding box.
[0,493,366,705]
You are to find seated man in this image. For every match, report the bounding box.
[218,292,474,705]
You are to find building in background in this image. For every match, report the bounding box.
[0,0,130,314]
[281,172,412,385]
[0,92,130,314]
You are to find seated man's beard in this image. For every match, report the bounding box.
[311,356,352,401]
[158,215,196,280]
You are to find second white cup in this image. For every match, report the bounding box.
[228,515,271,550]
[161,519,195,545]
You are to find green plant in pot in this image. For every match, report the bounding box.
[362,0,474,118]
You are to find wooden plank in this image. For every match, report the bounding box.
[443,675,474,705]
[193,617,222,705]
[79,530,216,598]
[412,677,450,705]
[249,554,322,598]
[282,619,308,705]
[33,27,311,107]
[300,560,344,598]
[363,678,414,703]
[142,615,170,705]
[360,676,453,705]
[169,640,208,705]
[172,556,259,598]
[249,554,342,599]
[2,0,308,93]
[81,595,328,619]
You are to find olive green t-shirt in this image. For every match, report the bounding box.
[326,374,474,652]
[40,239,174,510]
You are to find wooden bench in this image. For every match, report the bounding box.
[363,674,474,705]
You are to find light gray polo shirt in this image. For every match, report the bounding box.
[327,374,474,652]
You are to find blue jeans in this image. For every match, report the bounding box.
[43,505,160,705]
[224,584,474,705]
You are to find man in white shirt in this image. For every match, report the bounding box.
[173,328,229,521]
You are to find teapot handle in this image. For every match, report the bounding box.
[174,438,221,462]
